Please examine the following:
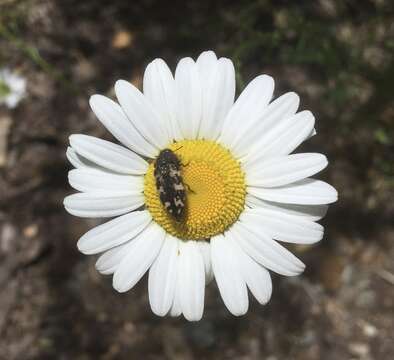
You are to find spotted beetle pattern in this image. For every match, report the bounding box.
[154,149,186,222]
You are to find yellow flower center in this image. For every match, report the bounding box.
[144,140,246,240]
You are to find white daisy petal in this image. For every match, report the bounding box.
[169,295,182,317]
[115,80,170,148]
[175,57,202,139]
[241,208,324,244]
[113,222,165,293]
[232,92,299,157]
[248,178,338,205]
[68,168,143,193]
[64,192,144,218]
[211,234,249,316]
[89,95,158,158]
[243,110,315,165]
[69,134,148,175]
[309,128,317,138]
[77,210,151,255]
[148,234,178,316]
[236,246,272,305]
[262,111,316,158]
[169,261,182,317]
[246,153,328,188]
[95,240,135,275]
[246,195,328,221]
[196,50,217,71]
[219,75,274,152]
[196,51,219,139]
[178,240,205,321]
[231,221,305,276]
[143,58,181,141]
[198,241,214,283]
[66,146,85,168]
[197,55,236,140]
[66,146,101,169]
[257,92,300,132]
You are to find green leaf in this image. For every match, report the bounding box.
[0,79,11,98]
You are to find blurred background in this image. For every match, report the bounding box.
[0,0,393,359]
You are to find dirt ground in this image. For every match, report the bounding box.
[0,0,393,359]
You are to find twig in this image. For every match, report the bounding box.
[375,268,394,286]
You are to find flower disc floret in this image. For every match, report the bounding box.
[144,140,246,240]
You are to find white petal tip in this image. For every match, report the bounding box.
[113,283,128,293]
[197,50,217,61]
[304,110,315,120]
[89,94,107,109]
[115,79,125,86]
[264,74,275,82]
[293,265,306,276]
[114,79,129,92]
[76,241,92,255]
[148,58,164,66]
[69,134,77,144]
[287,91,299,98]
[229,307,249,317]
[151,308,167,317]
[169,312,181,318]
[89,94,99,102]
[259,292,273,305]
[258,74,275,87]
[327,186,339,203]
[97,269,112,276]
[185,316,203,322]
[62,206,79,218]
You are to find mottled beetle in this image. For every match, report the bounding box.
[154,149,186,222]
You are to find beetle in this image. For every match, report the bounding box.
[154,149,186,222]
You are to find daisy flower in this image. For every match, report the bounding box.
[64,50,337,321]
[0,68,26,109]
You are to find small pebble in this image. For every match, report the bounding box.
[362,323,378,338]
[23,224,39,238]
[348,342,369,357]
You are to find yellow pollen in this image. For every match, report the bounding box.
[144,140,246,240]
